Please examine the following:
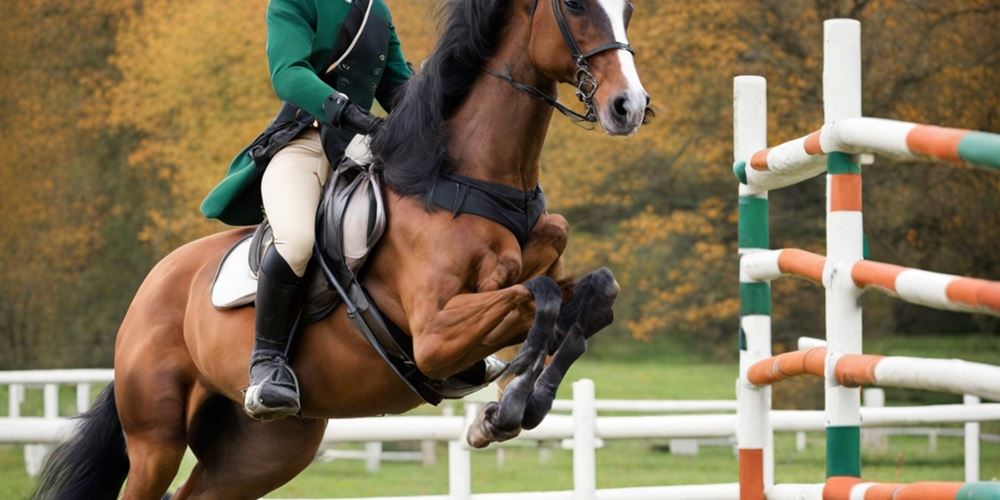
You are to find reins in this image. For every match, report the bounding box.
[486,0,634,124]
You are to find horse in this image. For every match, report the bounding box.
[33,0,649,498]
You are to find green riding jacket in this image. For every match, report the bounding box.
[200,0,412,226]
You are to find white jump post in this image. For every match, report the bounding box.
[734,74,774,500]
[822,19,864,485]
[572,378,597,500]
[736,16,1000,500]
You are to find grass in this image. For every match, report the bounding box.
[1,334,998,498]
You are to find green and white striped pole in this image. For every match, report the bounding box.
[735,75,773,500]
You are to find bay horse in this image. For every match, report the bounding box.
[33,0,649,498]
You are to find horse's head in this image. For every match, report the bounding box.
[528,0,649,135]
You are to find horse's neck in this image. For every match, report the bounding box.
[446,28,555,191]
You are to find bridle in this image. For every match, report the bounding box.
[485,0,635,124]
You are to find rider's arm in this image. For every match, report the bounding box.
[376,17,413,113]
[266,0,332,121]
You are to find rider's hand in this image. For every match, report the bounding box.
[340,102,385,135]
[324,91,385,135]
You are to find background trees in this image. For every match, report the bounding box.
[1,0,996,368]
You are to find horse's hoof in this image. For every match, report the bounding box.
[466,402,522,449]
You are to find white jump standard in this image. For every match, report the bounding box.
[734,18,1000,500]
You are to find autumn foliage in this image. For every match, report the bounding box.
[1,0,997,367]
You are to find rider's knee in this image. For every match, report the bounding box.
[273,229,314,276]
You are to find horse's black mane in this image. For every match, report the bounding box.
[371,0,511,202]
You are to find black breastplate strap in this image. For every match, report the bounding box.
[430,174,546,246]
[313,242,499,405]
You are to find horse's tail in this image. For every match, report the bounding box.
[31,382,129,500]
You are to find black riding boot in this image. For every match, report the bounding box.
[243,247,305,420]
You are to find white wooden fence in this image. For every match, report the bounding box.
[1,371,997,499]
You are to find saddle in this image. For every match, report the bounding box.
[210,153,507,405]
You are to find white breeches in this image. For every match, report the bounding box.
[261,129,331,277]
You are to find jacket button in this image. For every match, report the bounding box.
[342,63,351,70]
[371,82,378,90]
[379,54,385,61]
[373,68,381,76]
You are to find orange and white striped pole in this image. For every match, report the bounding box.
[742,249,1000,317]
[746,346,1000,402]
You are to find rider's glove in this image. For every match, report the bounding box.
[323,91,385,135]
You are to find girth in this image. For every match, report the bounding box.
[430,173,546,246]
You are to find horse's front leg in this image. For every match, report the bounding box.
[405,273,562,448]
[466,276,562,448]
[520,268,619,430]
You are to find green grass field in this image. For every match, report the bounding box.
[1,335,998,498]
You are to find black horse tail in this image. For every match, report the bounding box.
[31,382,129,500]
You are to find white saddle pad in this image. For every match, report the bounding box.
[211,236,257,309]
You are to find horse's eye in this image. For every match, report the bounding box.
[564,0,584,13]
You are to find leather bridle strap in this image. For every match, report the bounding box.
[550,0,633,65]
[483,66,595,123]
[550,0,633,120]
[486,0,634,124]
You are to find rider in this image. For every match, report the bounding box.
[200,0,412,419]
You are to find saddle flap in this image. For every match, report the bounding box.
[316,158,387,277]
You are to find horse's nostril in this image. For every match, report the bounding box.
[613,95,629,117]
[644,94,651,107]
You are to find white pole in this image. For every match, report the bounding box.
[861,389,887,452]
[76,383,92,414]
[822,18,864,481]
[795,432,807,452]
[573,379,597,500]
[365,441,382,474]
[965,394,981,482]
[8,384,23,418]
[735,74,774,496]
[450,403,474,500]
[43,384,59,419]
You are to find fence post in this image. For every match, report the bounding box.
[795,432,807,452]
[43,384,59,419]
[449,402,474,500]
[573,379,597,500]
[25,383,62,477]
[861,388,887,452]
[8,384,24,418]
[76,383,92,414]
[965,394,980,482]
[364,441,382,474]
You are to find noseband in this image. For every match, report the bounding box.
[485,0,635,124]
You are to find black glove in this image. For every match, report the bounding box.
[340,102,384,135]
[323,92,384,135]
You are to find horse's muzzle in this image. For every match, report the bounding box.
[602,90,649,136]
